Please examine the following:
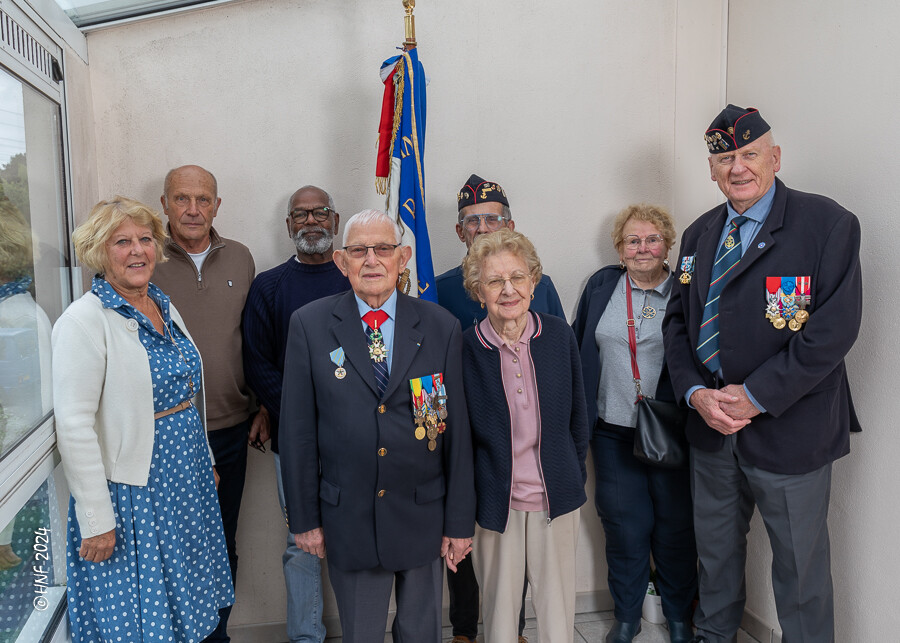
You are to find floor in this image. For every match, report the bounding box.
[323,610,762,642]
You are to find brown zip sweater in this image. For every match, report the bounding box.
[152,226,255,431]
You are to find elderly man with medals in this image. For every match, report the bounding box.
[663,105,862,643]
[279,209,475,643]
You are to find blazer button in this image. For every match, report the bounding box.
[377,489,386,497]
[378,404,386,414]
[378,448,387,456]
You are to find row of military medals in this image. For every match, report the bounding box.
[411,375,447,451]
[766,276,811,331]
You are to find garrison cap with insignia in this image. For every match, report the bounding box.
[457,174,509,211]
[704,104,771,154]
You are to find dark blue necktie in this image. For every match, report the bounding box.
[362,310,390,397]
[696,215,748,373]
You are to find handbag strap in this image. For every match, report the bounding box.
[624,275,644,402]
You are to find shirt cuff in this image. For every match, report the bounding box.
[743,384,767,414]
[685,385,705,409]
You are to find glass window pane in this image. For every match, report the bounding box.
[0,476,66,642]
[0,67,66,461]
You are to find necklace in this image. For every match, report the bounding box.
[153,304,195,396]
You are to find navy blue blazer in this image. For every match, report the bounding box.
[279,290,476,572]
[572,265,677,432]
[662,178,862,474]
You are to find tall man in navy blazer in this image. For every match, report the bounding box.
[279,209,476,643]
[663,105,862,643]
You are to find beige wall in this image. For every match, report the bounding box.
[726,1,900,640]
[78,0,727,638]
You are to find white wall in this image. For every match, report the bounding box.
[79,0,727,637]
[725,1,900,640]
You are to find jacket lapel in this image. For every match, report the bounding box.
[694,206,728,306]
[331,291,379,397]
[382,294,423,400]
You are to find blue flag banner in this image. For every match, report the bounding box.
[376,48,436,302]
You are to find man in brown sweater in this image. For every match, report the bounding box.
[152,164,267,643]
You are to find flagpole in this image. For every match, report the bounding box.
[403,0,416,49]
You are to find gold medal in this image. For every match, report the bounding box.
[679,272,691,285]
[415,426,426,440]
[772,317,786,330]
[334,367,346,379]
[788,318,802,332]
[426,427,438,440]
[427,439,437,451]
[795,309,809,324]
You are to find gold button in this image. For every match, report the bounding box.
[378,448,387,456]
[514,347,520,352]
[378,404,386,413]
[517,388,523,393]
[377,490,386,497]
[512,358,518,363]
[516,373,522,378]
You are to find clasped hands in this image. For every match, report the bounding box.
[294,528,472,572]
[690,383,760,435]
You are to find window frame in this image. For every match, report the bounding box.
[0,1,79,640]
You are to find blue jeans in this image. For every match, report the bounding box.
[274,453,326,642]
[202,419,250,643]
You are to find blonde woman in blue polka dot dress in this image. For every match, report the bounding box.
[52,197,234,642]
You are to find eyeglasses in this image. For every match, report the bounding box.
[290,207,336,223]
[623,234,665,250]
[459,214,509,232]
[482,272,531,292]
[342,243,401,259]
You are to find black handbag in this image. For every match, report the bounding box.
[624,276,689,469]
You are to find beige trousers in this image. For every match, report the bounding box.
[473,508,580,643]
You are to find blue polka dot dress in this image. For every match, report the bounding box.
[66,277,234,643]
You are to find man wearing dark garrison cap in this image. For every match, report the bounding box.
[436,174,565,643]
[436,174,565,329]
[663,106,862,643]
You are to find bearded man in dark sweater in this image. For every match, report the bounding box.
[242,185,349,642]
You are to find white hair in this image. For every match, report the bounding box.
[342,209,404,246]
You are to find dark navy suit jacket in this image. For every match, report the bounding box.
[279,289,476,572]
[662,178,862,474]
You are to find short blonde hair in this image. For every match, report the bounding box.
[611,203,676,254]
[72,196,168,275]
[462,229,543,301]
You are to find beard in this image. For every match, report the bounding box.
[293,226,334,255]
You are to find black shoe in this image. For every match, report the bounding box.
[667,620,692,643]
[605,620,642,643]
[688,636,710,643]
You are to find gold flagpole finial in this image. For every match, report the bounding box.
[403,0,416,49]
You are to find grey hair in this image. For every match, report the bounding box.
[342,209,404,246]
[287,185,335,214]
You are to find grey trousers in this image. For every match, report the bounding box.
[690,436,835,643]
[327,557,443,643]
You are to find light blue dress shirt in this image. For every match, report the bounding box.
[354,289,398,372]
[687,182,777,412]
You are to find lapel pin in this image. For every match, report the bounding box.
[757,242,766,249]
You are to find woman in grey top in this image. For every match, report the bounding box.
[572,204,697,643]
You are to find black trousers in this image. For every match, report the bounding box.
[202,418,250,643]
[591,427,697,624]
